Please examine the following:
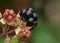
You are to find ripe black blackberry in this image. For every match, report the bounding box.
[19,8,38,30]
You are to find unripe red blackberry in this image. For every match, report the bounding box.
[3,9,15,22]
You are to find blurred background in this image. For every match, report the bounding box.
[0,0,60,43]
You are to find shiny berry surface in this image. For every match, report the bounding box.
[3,9,15,22]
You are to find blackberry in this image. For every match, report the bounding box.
[19,8,38,30]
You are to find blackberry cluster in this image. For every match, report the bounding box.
[19,8,38,29]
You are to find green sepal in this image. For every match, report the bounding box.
[11,36,20,43]
[0,13,2,19]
